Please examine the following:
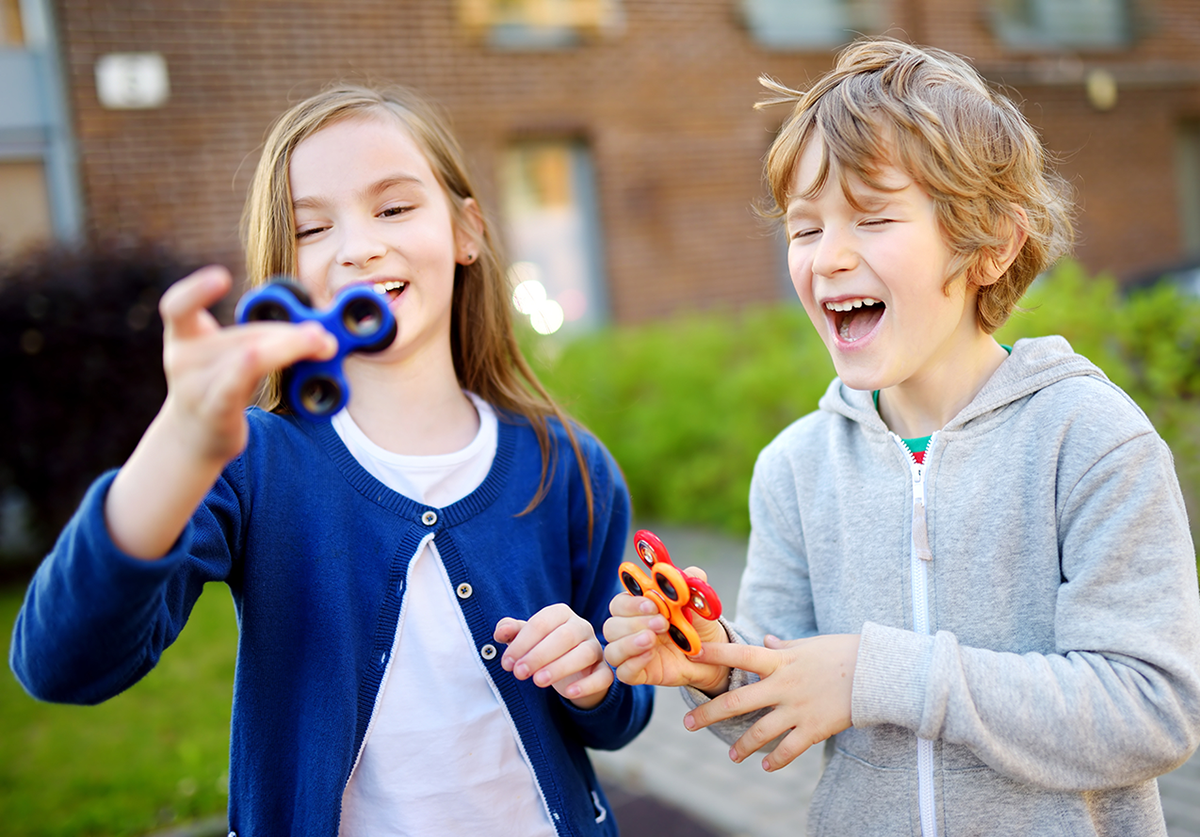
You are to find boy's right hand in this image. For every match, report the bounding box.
[603,568,731,695]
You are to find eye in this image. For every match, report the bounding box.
[790,227,820,241]
[379,204,412,219]
[295,225,327,240]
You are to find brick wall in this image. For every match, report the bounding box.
[56,0,1200,323]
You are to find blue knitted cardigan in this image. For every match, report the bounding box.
[11,406,652,836]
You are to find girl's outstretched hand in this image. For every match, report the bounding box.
[494,604,613,710]
[157,265,335,463]
[602,568,731,695]
[681,633,860,772]
[105,266,337,560]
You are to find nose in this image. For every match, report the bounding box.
[335,218,386,269]
[809,225,859,278]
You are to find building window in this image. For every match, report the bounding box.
[458,0,622,49]
[741,0,886,50]
[0,0,82,250]
[0,160,53,257]
[501,141,607,335]
[988,0,1132,51]
[1,0,24,45]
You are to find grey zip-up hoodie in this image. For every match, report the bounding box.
[689,336,1200,836]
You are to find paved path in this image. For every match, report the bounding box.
[590,524,1200,837]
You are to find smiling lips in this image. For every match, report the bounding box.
[825,297,885,342]
[372,280,407,301]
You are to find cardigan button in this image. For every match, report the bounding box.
[456,583,473,599]
[421,510,438,526]
[480,643,497,660]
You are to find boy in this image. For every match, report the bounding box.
[603,38,1200,836]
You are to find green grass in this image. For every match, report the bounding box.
[2,581,236,836]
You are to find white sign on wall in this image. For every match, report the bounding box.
[95,52,170,110]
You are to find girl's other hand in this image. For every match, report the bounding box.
[602,566,731,695]
[494,604,614,710]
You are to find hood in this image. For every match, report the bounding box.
[817,335,1110,434]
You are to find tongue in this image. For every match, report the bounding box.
[839,306,884,342]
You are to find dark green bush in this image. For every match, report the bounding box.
[529,260,1200,542]
[529,303,833,534]
[0,242,194,572]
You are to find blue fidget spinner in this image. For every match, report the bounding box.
[235,279,397,420]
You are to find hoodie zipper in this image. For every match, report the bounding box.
[891,433,938,837]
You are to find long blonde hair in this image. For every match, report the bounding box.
[241,84,596,533]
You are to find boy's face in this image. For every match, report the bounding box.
[785,139,985,397]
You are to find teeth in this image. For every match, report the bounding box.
[372,281,407,295]
[824,297,880,312]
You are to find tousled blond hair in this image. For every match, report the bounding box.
[759,37,1075,332]
[241,84,595,533]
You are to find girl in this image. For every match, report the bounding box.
[11,84,651,836]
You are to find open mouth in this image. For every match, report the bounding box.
[825,297,885,343]
[372,280,408,302]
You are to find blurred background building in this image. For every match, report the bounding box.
[2,0,1200,334]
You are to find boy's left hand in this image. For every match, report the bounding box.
[682,633,860,771]
[495,604,613,710]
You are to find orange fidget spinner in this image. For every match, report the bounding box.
[618,529,722,656]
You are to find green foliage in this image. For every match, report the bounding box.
[2,584,235,835]
[528,260,1200,541]
[528,304,833,534]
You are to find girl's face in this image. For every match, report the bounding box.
[288,114,476,368]
[785,138,986,398]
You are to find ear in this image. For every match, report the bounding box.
[976,205,1030,287]
[455,198,485,265]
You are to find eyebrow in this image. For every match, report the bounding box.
[292,173,427,211]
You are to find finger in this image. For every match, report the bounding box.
[511,618,595,681]
[609,646,658,686]
[764,634,803,650]
[160,266,232,339]
[493,617,527,645]
[496,604,574,673]
[693,641,781,677]
[684,676,777,731]
[602,612,668,645]
[759,728,819,772]
[557,663,613,702]
[608,591,663,619]
[528,640,603,689]
[602,625,659,668]
[681,566,707,582]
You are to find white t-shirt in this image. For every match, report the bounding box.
[334,394,556,836]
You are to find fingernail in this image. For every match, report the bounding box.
[683,714,695,730]
[501,655,513,671]
[639,600,656,614]
[729,747,739,763]
[634,631,653,648]
[514,664,528,679]
[534,670,550,686]
[650,616,668,632]
[762,759,772,772]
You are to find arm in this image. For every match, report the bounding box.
[106,265,335,559]
[9,266,335,702]
[852,432,1200,790]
